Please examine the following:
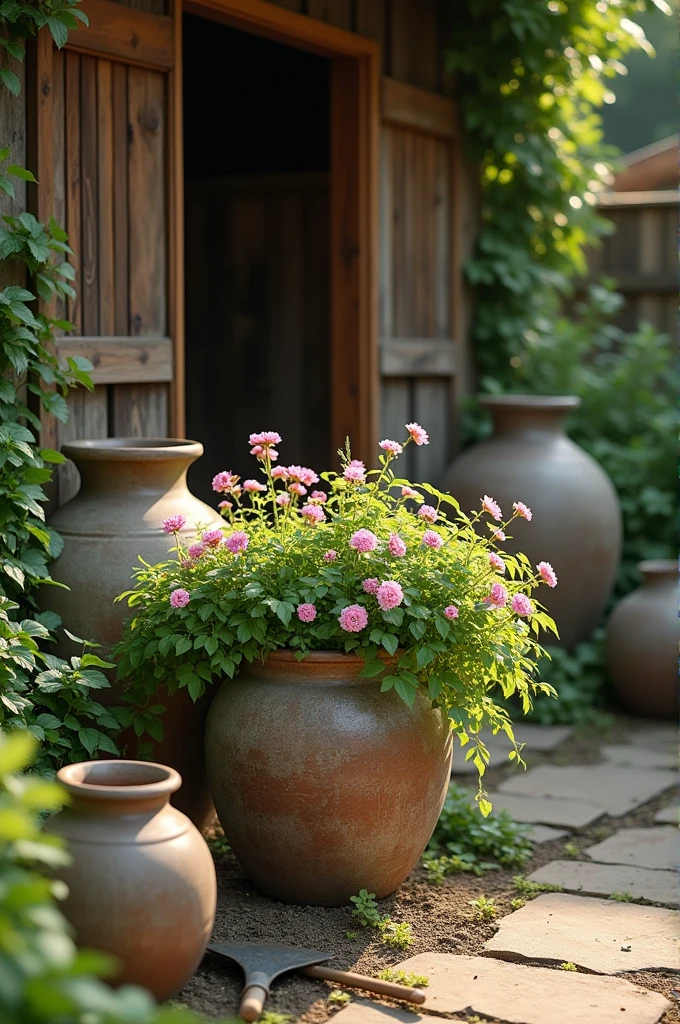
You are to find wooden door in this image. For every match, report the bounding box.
[29,0,182,503]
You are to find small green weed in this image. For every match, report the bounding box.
[469,895,497,921]
[378,969,429,988]
[561,962,577,972]
[345,930,358,941]
[591,826,611,841]
[206,833,231,857]
[510,898,526,910]
[327,991,351,1008]
[609,892,634,903]
[348,890,413,949]
[377,920,413,949]
[563,842,580,859]
[350,889,382,928]
[258,1013,294,1024]
[513,876,562,899]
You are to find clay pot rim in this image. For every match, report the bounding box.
[478,394,580,411]
[638,559,677,576]
[265,649,396,665]
[61,438,204,462]
[57,759,182,800]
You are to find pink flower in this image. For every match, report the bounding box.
[323,549,338,562]
[379,439,403,455]
[422,530,443,550]
[301,503,325,524]
[444,605,459,620]
[344,461,366,484]
[388,533,407,557]
[488,583,508,608]
[289,482,307,497]
[350,529,378,553]
[181,560,192,569]
[162,514,186,534]
[482,495,503,521]
[287,465,318,486]
[537,561,558,587]
[265,449,279,462]
[418,504,438,524]
[492,528,506,542]
[244,479,267,493]
[276,493,290,507]
[170,588,190,609]
[489,551,506,574]
[338,604,368,632]
[202,528,223,549]
[376,580,404,611]
[250,445,264,457]
[218,500,232,511]
[249,431,282,446]
[272,466,289,480]
[401,486,422,501]
[405,422,429,446]
[297,603,317,623]
[311,490,328,503]
[225,530,249,554]
[511,593,533,616]
[231,485,242,498]
[212,471,237,493]
[513,501,532,521]
[362,577,380,595]
[188,543,204,560]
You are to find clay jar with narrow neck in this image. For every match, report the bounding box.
[42,760,216,1001]
[205,651,453,906]
[606,560,677,719]
[442,396,621,649]
[41,439,223,826]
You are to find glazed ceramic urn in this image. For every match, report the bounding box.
[43,760,217,1001]
[205,651,453,906]
[606,560,677,719]
[441,396,622,649]
[41,438,223,826]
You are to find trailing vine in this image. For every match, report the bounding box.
[0,0,87,94]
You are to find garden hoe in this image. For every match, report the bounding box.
[207,941,428,1021]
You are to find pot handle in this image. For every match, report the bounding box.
[240,984,269,1022]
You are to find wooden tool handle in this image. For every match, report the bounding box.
[240,984,268,1022]
[302,965,426,1005]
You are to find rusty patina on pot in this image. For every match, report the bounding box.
[205,651,453,906]
[43,760,216,1000]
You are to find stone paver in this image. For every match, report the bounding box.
[586,827,678,872]
[484,892,679,973]
[655,803,678,824]
[526,824,570,844]
[527,860,678,906]
[452,724,573,775]
[378,953,671,1024]
[601,745,677,771]
[488,792,605,829]
[498,765,676,816]
[628,726,678,752]
[325,1002,418,1024]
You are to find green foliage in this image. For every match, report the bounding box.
[327,991,351,1008]
[377,920,413,950]
[206,831,230,858]
[523,630,611,726]
[443,0,665,377]
[426,783,533,880]
[348,890,412,950]
[344,931,358,941]
[510,898,525,910]
[0,730,228,1024]
[513,875,563,899]
[350,888,382,928]
[117,430,559,807]
[609,891,634,902]
[563,842,580,859]
[0,0,88,95]
[257,1014,294,1024]
[560,962,578,972]
[468,895,497,921]
[377,970,429,988]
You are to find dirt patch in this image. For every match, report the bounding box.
[179,717,678,1022]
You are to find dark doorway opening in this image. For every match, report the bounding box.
[183,13,331,503]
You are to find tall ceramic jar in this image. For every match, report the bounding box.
[43,760,217,1001]
[41,438,223,826]
[441,396,621,649]
[205,651,453,906]
[606,560,677,719]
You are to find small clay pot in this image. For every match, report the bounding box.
[43,760,216,1000]
[205,650,453,906]
[606,560,678,719]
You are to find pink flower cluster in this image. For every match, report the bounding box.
[511,593,533,616]
[225,530,248,554]
[537,561,557,587]
[350,529,378,553]
[418,505,438,524]
[379,439,403,455]
[444,605,459,620]
[287,465,319,487]
[244,479,267,493]
[249,431,282,461]
[297,603,317,623]
[170,588,190,609]
[482,495,503,521]
[376,580,403,611]
[202,529,223,549]
[513,501,532,521]
[212,471,240,495]
[188,542,204,560]
[344,460,366,484]
[323,549,338,562]
[489,551,506,574]
[362,578,380,595]
[301,503,325,524]
[162,514,186,534]
[405,422,429,446]
[422,530,443,550]
[388,533,407,557]
[338,604,368,632]
[488,583,508,607]
[401,486,421,501]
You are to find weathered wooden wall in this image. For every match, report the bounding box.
[583,191,677,339]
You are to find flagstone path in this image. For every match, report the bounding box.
[331,721,678,1024]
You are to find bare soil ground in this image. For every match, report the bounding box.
[178,717,679,1023]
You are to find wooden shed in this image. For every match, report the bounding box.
[3,0,477,505]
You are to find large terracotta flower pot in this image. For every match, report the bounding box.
[605,560,677,719]
[43,760,217,1001]
[205,651,452,906]
[41,438,222,826]
[442,396,621,649]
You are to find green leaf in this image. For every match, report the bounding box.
[175,636,192,656]
[78,728,99,756]
[7,165,37,183]
[381,633,398,656]
[0,69,21,96]
[358,660,385,678]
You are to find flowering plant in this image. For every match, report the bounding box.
[116,425,558,808]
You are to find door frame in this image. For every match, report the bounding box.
[177,0,380,462]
